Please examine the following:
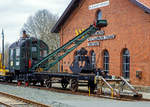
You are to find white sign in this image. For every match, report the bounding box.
[88,42,100,46]
[89,1,109,10]
[88,34,116,42]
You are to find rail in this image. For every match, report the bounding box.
[0,91,51,107]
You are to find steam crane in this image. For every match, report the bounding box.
[30,20,107,92]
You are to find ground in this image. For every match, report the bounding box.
[0,84,150,107]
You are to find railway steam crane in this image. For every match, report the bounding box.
[0,20,107,92]
[30,20,108,92]
[0,20,142,99]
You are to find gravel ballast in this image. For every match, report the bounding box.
[0,84,150,107]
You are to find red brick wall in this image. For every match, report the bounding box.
[59,0,150,86]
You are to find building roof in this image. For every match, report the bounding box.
[131,0,150,13]
[138,0,150,8]
[51,0,81,33]
[51,0,150,33]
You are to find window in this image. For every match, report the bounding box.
[103,50,109,74]
[40,50,47,57]
[16,61,20,66]
[10,49,13,60]
[91,50,96,69]
[97,11,102,20]
[16,48,20,57]
[15,48,20,66]
[32,47,37,52]
[43,50,47,57]
[122,49,130,79]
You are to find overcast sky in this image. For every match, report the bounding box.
[0,0,71,50]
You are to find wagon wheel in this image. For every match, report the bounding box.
[40,81,44,87]
[8,79,12,83]
[70,78,78,92]
[61,79,69,89]
[32,81,37,86]
[45,79,52,88]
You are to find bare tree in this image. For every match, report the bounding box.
[22,9,60,72]
[22,9,59,52]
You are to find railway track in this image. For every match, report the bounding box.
[0,91,50,107]
[0,81,149,102]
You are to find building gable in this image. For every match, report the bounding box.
[131,0,150,13]
[51,0,150,33]
[51,0,81,33]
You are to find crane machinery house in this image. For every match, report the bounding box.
[51,0,150,87]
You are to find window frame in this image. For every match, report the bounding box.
[90,50,96,69]
[122,49,130,79]
[16,48,20,57]
[103,50,109,74]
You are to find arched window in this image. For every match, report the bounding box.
[90,50,96,69]
[122,49,130,79]
[97,11,102,20]
[103,50,109,74]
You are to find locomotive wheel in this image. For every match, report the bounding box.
[45,79,52,88]
[70,78,78,92]
[61,79,69,89]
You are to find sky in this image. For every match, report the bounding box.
[0,0,71,51]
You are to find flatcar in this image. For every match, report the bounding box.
[8,31,49,81]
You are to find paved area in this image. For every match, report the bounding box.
[0,84,149,107]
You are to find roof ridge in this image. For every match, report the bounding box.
[130,0,150,13]
[137,0,150,9]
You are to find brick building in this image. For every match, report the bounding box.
[51,0,150,86]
